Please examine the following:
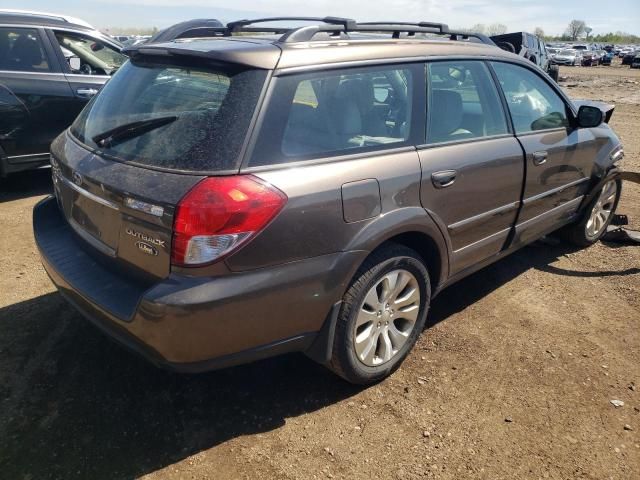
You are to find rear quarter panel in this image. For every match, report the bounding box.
[229,149,449,284]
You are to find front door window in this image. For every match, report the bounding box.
[54,32,126,76]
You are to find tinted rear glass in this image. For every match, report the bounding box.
[70,57,267,172]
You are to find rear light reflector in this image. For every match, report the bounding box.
[171,175,287,266]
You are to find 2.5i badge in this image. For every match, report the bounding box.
[135,241,158,256]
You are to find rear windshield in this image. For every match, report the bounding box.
[70,57,267,172]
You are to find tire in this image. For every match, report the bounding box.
[327,244,431,385]
[559,179,621,247]
[548,64,560,82]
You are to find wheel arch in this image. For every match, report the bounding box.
[305,210,451,366]
[342,207,450,291]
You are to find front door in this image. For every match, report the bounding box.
[46,29,128,125]
[490,61,598,245]
[418,60,525,275]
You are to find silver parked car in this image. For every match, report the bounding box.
[552,48,581,66]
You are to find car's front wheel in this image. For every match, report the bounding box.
[560,179,621,247]
[328,244,430,385]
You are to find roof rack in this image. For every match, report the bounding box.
[146,17,496,46]
[358,21,449,33]
[227,16,357,33]
[447,31,495,46]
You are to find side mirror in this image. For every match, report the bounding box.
[576,105,604,128]
[90,42,104,52]
[68,56,81,71]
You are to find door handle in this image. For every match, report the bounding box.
[532,151,548,166]
[431,170,457,189]
[76,88,98,98]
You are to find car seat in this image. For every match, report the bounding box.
[9,34,45,71]
[429,89,474,143]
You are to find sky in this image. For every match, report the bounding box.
[2,0,639,36]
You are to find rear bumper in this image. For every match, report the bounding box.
[34,196,361,372]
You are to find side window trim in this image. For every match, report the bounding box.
[36,27,63,73]
[489,59,577,133]
[45,28,72,74]
[485,60,516,136]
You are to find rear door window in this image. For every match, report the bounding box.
[70,57,267,172]
[426,61,509,144]
[250,65,418,166]
[0,27,50,72]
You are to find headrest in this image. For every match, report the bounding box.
[429,89,464,142]
[336,78,375,114]
[11,34,44,68]
[327,96,362,136]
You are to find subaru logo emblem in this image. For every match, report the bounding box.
[72,171,83,187]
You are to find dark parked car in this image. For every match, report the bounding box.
[491,31,559,81]
[600,51,614,65]
[34,18,624,385]
[0,10,126,176]
[632,54,640,69]
[622,50,638,65]
[581,50,598,66]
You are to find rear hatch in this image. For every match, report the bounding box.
[51,52,269,279]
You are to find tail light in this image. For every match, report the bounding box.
[171,175,287,267]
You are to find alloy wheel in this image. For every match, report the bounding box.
[353,269,421,367]
[586,180,618,238]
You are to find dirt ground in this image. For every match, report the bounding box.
[0,64,638,480]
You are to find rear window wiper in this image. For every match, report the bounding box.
[92,115,178,148]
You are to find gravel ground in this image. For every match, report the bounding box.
[0,63,638,480]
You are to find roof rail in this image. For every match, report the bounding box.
[358,21,449,34]
[447,31,495,46]
[221,17,466,43]
[227,16,357,33]
[144,16,496,47]
[0,9,94,29]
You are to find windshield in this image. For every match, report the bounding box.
[560,49,576,55]
[70,58,267,172]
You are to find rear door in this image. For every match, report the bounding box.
[490,61,597,246]
[418,60,525,275]
[0,26,75,164]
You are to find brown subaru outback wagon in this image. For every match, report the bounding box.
[34,18,624,384]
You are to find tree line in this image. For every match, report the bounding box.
[457,20,638,44]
